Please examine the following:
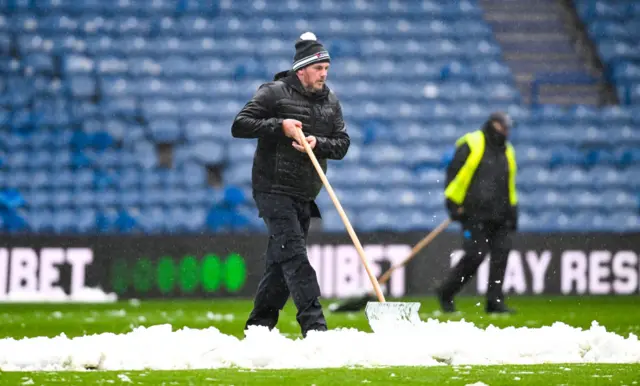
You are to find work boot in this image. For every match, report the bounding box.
[435,287,456,313]
[486,300,516,314]
[302,325,328,339]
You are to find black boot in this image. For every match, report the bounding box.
[435,253,484,314]
[435,286,456,313]
[298,298,328,338]
[485,299,516,314]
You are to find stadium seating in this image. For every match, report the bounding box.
[575,0,640,104]
[0,0,639,234]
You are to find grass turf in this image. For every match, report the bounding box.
[1,295,639,385]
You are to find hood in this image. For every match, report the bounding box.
[273,70,330,101]
[273,70,290,81]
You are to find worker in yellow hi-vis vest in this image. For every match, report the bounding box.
[436,112,519,315]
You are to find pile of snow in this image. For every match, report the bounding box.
[0,287,117,303]
[206,312,235,322]
[1,319,640,371]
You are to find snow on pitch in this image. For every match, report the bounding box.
[0,287,117,303]
[1,319,640,371]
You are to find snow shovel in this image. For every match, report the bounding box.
[329,217,452,313]
[295,129,421,332]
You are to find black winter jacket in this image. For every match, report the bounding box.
[445,123,518,229]
[231,70,350,202]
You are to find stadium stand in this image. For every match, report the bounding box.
[482,0,604,105]
[575,0,640,104]
[0,0,638,235]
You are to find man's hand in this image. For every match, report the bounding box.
[446,200,466,222]
[282,119,316,152]
[282,119,303,139]
[292,135,317,152]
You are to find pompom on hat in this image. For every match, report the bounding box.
[292,31,331,71]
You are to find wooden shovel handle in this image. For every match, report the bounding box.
[377,218,452,285]
[296,129,386,302]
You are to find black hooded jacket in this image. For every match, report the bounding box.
[445,122,518,228]
[231,70,350,202]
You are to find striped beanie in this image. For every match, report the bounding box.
[292,32,331,71]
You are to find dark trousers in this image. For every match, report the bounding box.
[245,192,327,337]
[438,220,511,306]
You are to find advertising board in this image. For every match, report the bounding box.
[1,232,638,301]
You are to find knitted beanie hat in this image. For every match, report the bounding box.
[292,32,331,71]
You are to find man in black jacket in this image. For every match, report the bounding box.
[435,112,519,314]
[231,32,350,337]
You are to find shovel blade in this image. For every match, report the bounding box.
[364,301,422,333]
[328,294,375,313]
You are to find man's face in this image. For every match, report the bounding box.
[298,62,329,92]
[493,121,509,137]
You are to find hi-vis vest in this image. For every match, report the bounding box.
[444,130,518,206]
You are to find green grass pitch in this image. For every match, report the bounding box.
[1,295,639,385]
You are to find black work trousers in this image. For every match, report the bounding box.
[439,220,511,306]
[245,192,327,338]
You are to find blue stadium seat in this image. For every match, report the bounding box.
[160,169,183,189]
[618,148,640,167]
[161,188,190,208]
[63,54,94,74]
[575,1,627,23]
[2,209,28,233]
[602,189,637,211]
[132,142,158,169]
[0,189,25,209]
[607,212,640,232]
[119,189,142,208]
[205,207,234,232]
[52,209,76,233]
[141,187,165,208]
[73,189,95,210]
[183,206,208,233]
[184,119,227,143]
[528,189,571,212]
[75,208,97,233]
[51,170,75,190]
[600,105,633,125]
[549,146,585,167]
[10,171,30,190]
[89,189,115,209]
[356,209,394,232]
[139,170,161,188]
[164,207,191,233]
[589,165,626,188]
[24,53,54,73]
[386,209,426,232]
[584,148,618,167]
[222,163,252,186]
[117,169,140,190]
[184,187,208,208]
[67,76,96,98]
[415,168,445,187]
[148,119,182,144]
[101,102,137,122]
[28,209,55,233]
[180,163,207,188]
[518,211,540,232]
[588,21,631,42]
[621,168,640,190]
[138,206,166,233]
